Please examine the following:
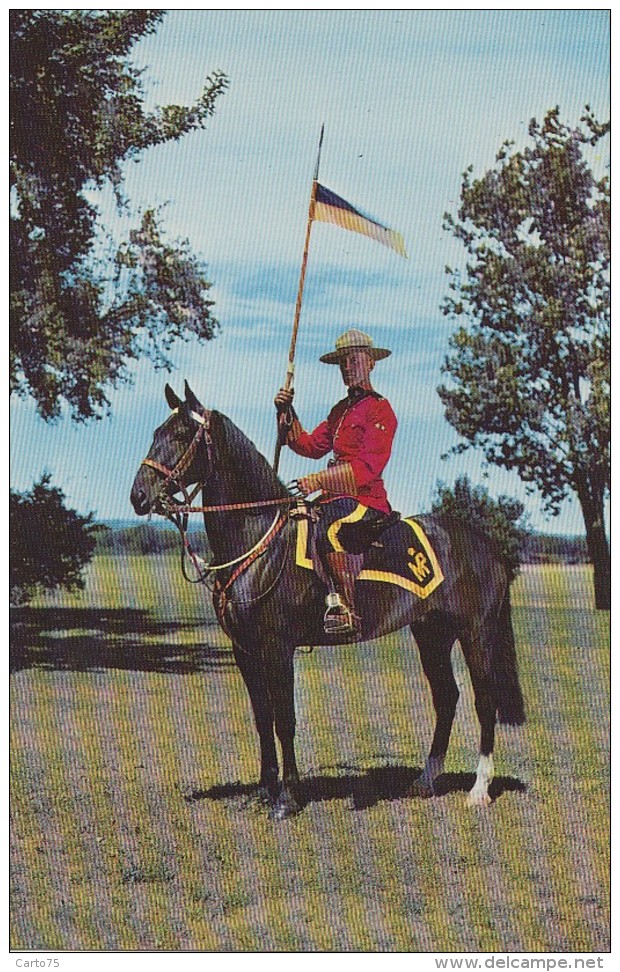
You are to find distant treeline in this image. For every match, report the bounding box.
[96,523,589,564]
[519,533,589,565]
[95,523,210,557]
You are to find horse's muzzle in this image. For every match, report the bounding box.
[131,486,151,516]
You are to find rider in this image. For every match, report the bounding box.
[274,328,397,638]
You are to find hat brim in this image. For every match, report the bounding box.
[319,346,391,365]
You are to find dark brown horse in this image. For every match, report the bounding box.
[130,382,524,818]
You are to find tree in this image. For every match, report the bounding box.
[440,107,610,609]
[10,9,228,420]
[432,476,529,582]
[10,475,99,604]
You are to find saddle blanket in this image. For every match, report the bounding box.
[296,515,445,599]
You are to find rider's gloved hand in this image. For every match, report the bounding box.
[274,388,294,413]
[289,473,322,497]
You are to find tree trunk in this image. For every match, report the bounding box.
[577,483,610,611]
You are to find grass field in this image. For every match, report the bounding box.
[10,557,610,952]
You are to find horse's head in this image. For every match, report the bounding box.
[130,381,213,516]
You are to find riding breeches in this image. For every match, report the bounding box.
[314,498,388,557]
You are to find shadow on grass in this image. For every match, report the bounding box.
[10,607,235,674]
[187,765,526,811]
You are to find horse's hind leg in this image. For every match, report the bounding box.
[410,615,459,798]
[232,642,278,802]
[459,623,498,807]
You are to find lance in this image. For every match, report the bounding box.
[273,124,324,474]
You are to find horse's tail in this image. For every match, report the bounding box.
[494,587,525,725]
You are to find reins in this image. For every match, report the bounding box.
[174,508,285,577]
[172,496,295,515]
[211,512,291,635]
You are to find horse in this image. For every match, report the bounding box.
[130,382,525,819]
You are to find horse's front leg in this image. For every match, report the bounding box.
[263,643,301,820]
[232,641,279,804]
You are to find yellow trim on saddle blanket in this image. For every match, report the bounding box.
[326,502,368,552]
[295,516,444,599]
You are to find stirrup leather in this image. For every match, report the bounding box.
[324,592,360,634]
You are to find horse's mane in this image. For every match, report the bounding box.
[211,411,290,502]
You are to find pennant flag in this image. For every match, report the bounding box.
[313,183,408,258]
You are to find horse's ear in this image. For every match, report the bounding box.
[184,380,204,415]
[165,384,182,410]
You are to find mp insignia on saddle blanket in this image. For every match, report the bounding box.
[131,383,525,820]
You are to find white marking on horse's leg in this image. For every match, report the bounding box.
[467,754,494,807]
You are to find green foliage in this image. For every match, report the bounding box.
[432,476,529,580]
[10,10,228,420]
[441,107,610,607]
[10,474,98,603]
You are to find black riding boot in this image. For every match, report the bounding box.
[323,551,364,639]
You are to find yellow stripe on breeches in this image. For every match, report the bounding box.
[326,503,369,553]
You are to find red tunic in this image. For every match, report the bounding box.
[289,390,397,513]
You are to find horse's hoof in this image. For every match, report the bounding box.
[240,785,275,811]
[269,790,302,820]
[466,790,492,808]
[410,778,436,799]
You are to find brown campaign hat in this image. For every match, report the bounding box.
[319,328,391,365]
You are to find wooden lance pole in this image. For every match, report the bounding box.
[273,124,324,474]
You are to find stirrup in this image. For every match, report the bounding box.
[324,593,360,635]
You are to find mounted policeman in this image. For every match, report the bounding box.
[275,327,397,640]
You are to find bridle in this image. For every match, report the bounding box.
[141,407,214,513]
[140,407,294,578]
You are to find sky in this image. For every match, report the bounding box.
[10,8,611,533]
